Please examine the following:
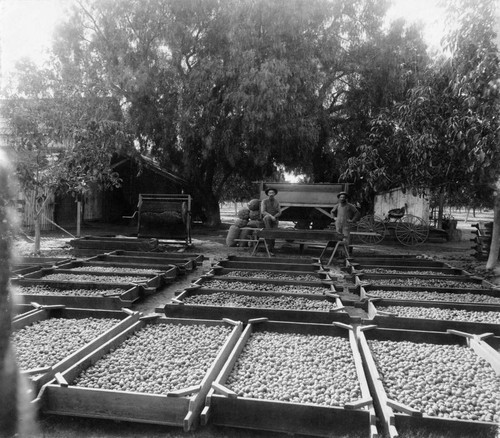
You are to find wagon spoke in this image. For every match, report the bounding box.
[395,215,429,246]
[356,215,386,245]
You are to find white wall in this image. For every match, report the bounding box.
[374,188,430,223]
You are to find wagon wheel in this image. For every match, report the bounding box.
[356,215,386,244]
[395,214,429,246]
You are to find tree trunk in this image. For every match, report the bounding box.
[437,190,445,229]
[486,190,500,270]
[33,214,42,255]
[76,201,82,238]
[204,197,221,228]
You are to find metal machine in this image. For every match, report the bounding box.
[126,194,192,244]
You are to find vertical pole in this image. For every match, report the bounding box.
[76,201,81,237]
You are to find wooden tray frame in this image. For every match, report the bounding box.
[11,278,143,310]
[197,272,335,289]
[360,284,500,305]
[39,316,243,431]
[13,307,141,396]
[356,272,489,287]
[348,263,468,276]
[111,250,204,265]
[347,257,450,268]
[21,267,163,288]
[208,265,330,281]
[214,259,323,272]
[55,260,178,282]
[227,254,318,263]
[363,298,500,335]
[357,326,500,438]
[162,287,351,324]
[202,319,378,437]
[86,254,194,272]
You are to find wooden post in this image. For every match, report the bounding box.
[76,200,82,238]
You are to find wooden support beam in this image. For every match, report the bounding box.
[211,382,238,399]
[386,399,422,417]
[167,385,201,397]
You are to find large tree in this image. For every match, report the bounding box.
[48,0,404,226]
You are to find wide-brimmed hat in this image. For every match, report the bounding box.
[265,187,278,195]
[337,191,349,199]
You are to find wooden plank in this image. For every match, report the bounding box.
[43,386,189,425]
[209,394,369,437]
[357,332,397,435]
[215,260,319,272]
[348,330,377,425]
[164,303,353,325]
[183,321,243,431]
[468,337,500,375]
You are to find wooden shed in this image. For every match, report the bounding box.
[52,154,188,227]
[103,154,189,223]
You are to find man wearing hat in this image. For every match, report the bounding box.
[261,187,281,254]
[331,192,360,254]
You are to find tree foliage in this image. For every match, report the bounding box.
[44,0,417,226]
[2,57,131,251]
[343,0,500,217]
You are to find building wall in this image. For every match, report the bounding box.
[374,188,430,223]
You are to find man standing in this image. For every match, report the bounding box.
[331,192,360,254]
[260,187,281,254]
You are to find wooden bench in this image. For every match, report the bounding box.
[248,228,348,263]
[233,228,260,247]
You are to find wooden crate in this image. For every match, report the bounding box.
[162,287,352,325]
[13,307,141,396]
[202,319,378,437]
[11,279,143,310]
[362,298,500,335]
[358,327,500,438]
[40,317,243,430]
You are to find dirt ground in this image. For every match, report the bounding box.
[9,218,500,438]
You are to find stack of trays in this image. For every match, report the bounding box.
[348,256,500,335]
